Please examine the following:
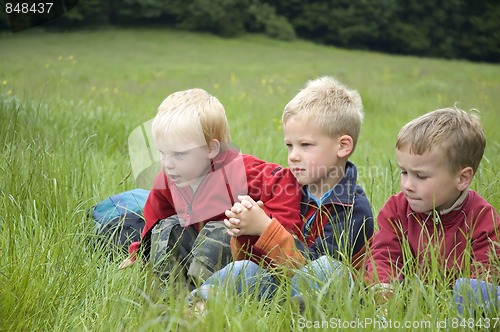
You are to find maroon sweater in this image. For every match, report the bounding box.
[366,190,500,284]
[129,148,303,258]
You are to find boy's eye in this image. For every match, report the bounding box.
[416,174,427,180]
[400,170,407,175]
[159,151,187,159]
[301,143,312,147]
[174,151,186,158]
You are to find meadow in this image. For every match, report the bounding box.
[0,28,499,331]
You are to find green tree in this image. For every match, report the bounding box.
[278,0,397,50]
[54,0,108,27]
[162,0,295,39]
[163,0,250,37]
[459,0,500,62]
[247,1,295,40]
[377,0,464,58]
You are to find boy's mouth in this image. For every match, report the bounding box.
[405,195,421,202]
[167,174,181,181]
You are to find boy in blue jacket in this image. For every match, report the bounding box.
[189,76,374,310]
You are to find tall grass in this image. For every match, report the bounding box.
[1,28,499,331]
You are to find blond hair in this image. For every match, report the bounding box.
[152,88,231,147]
[396,107,486,173]
[282,76,364,151]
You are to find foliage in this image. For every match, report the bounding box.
[458,0,500,62]
[1,0,499,62]
[247,2,296,41]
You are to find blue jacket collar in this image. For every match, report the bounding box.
[301,161,358,208]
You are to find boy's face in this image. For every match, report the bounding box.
[283,117,344,197]
[396,147,464,213]
[156,136,213,189]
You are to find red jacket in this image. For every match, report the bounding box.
[366,190,500,284]
[129,148,303,258]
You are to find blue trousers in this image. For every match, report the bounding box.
[189,255,351,302]
[454,278,500,315]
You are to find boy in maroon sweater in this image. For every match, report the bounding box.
[366,107,500,315]
[120,88,302,287]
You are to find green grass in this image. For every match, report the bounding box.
[1,28,499,331]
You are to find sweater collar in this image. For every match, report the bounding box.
[437,188,469,215]
[211,144,241,170]
[411,189,470,225]
[302,161,358,207]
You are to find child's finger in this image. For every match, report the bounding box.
[230,203,244,214]
[119,255,136,270]
[229,217,240,225]
[224,219,241,237]
[240,199,253,209]
[223,218,240,228]
[225,209,238,218]
[256,200,264,208]
[226,228,240,237]
[223,218,232,229]
[225,227,235,237]
[237,195,257,205]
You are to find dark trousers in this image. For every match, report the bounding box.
[150,215,232,286]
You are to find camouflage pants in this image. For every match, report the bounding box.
[150,215,232,286]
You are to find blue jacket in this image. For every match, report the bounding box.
[297,161,374,262]
[231,161,374,270]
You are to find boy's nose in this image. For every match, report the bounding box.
[288,149,300,163]
[401,176,414,192]
[161,156,175,169]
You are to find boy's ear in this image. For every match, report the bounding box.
[207,139,221,159]
[456,166,474,191]
[337,135,354,158]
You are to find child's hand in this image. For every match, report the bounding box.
[224,203,242,237]
[119,254,136,270]
[370,283,394,305]
[224,195,272,237]
[224,196,264,236]
[224,201,247,237]
[228,198,264,214]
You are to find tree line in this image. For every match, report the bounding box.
[1,0,499,63]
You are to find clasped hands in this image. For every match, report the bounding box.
[224,195,273,237]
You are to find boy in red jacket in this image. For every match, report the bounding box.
[120,88,303,287]
[366,107,500,315]
[189,76,374,309]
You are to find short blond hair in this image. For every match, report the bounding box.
[282,76,364,150]
[152,88,231,147]
[396,107,486,173]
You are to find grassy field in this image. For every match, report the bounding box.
[0,28,499,331]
